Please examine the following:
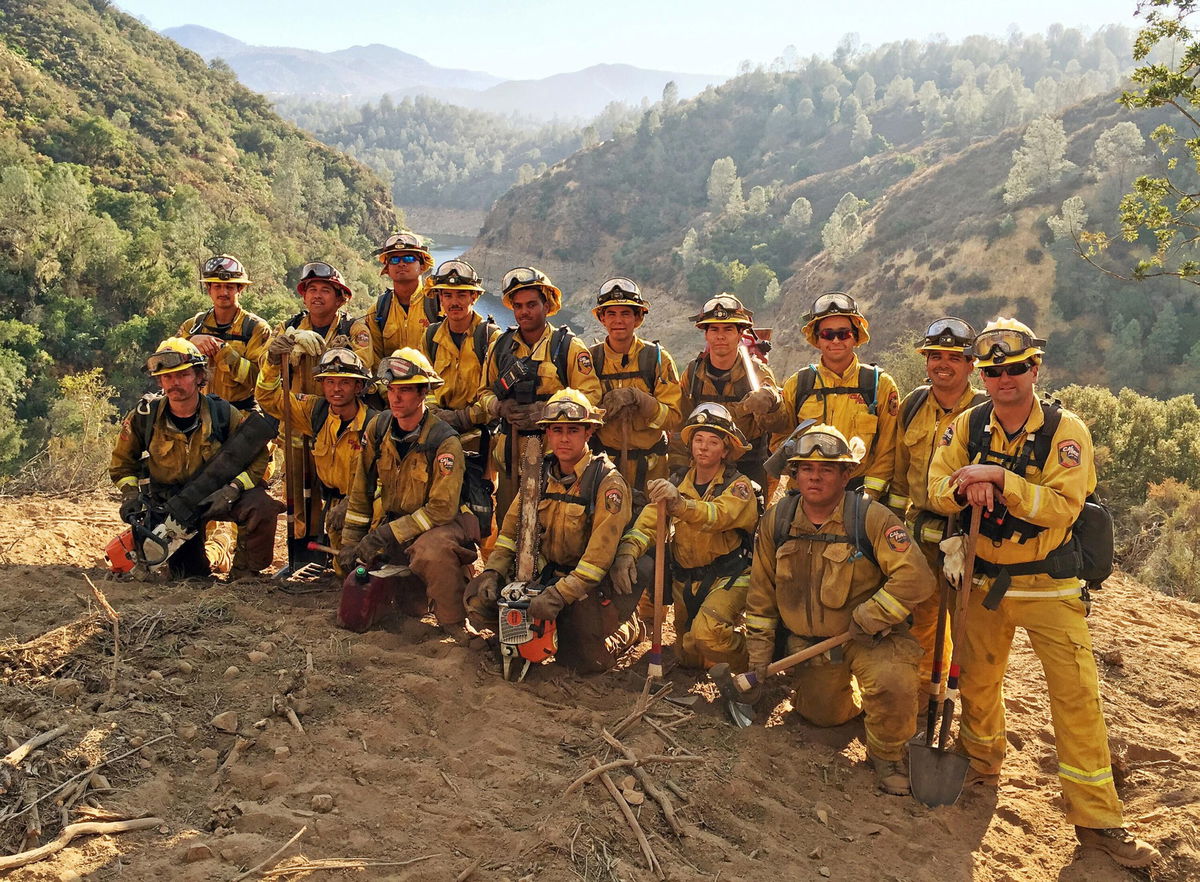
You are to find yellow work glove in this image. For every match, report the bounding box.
[939,534,966,589]
[288,329,325,363]
[647,478,685,516]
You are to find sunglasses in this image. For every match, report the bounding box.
[386,254,421,265]
[794,432,852,458]
[144,351,201,374]
[817,328,856,341]
[811,292,857,316]
[501,266,548,294]
[980,362,1034,378]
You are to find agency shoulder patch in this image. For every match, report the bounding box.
[887,389,900,416]
[604,487,623,513]
[884,525,911,554]
[352,328,371,348]
[1057,439,1081,469]
[577,352,594,375]
[436,452,456,475]
[730,480,751,500]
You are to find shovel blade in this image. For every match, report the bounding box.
[708,663,755,728]
[908,738,971,807]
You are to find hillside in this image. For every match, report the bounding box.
[463,24,1195,395]
[0,490,1196,880]
[0,0,397,472]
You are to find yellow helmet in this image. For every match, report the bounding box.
[917,317,976,356]
[144,337,206,376]
[373,231,433,274]
[786,424,866,466]
[801,292,870,346]
[501,266,563,316]
[537,388,605,425]
[592,277,650,320]
[679,403,751,461]
[376,347,443,388]
[313,347,370,380]
[200,254,252,285]
[690,293,753,329]
[429,259,485,295]
[971,317,1045,367]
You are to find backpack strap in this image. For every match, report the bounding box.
[285,310,307,331]
[424,323,440,363]
[309,398,331,437]
[374,291,391,332]
[594,341,660,391]
[541,455,617,530]
[860,364,880,414]
[424,286,440,325]
[792,365,819,415]
[474,319,495,364]
[771,489,877,569]
[205,395,233,444]
[900,386,931,431]
[549,325,574,387]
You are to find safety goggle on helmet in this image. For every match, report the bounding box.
[430,259,484,292]
[592,277,650,317]
[679,402,751,460]
[970,327,1046,365]
[500,266,562,315]
[313,348,370,380]
[785,424,866,466]
[802,292,870,346]
[200,254,251,285]
[144,338,207,376]
[376,349,443,388]
[689,294,754,328]
[296,261,353,299]
[918,317,976,355]
[536,389,605,425]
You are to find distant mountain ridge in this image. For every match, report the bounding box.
[163,25,724,120]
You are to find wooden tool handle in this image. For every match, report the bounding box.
[735,631,852,690]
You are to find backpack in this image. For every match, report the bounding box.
[424,317,496,365]
[964,398,1115,595]
[793,363,881,416]
[188,309,256,344]
[591,340,661,392]
[285,310,356,339]
[541,454,624,534]
[136,393,232,453]
[771,489,878,569]
[899,385,989,431]
[373,286,440,333]
[686,356,745,405]
[492,325,577,397]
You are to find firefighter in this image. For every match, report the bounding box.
[269,261,359,397]
[335,348,476,640]
[612,403,758,672]
[465,389,638,674]
[476,266,602,526]
[589,278,683,500]
[110,338,281,578]
[178,255,272,410]
[765,292,899,500]
[926,318,1159,868]
[745,424,934,796]
[351,231,437,370]
[888,318,987,688]
[256,347,377,573]
[677,294,780,488]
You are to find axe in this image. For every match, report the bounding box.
[709,631,852,727]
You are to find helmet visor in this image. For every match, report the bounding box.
[701,294,742,314]
[300,261,338,282]
[924,317,975,348]
[381,232,424,251]
[501,266,548,294]
[971,328,1045,362]
[794,431,853,459]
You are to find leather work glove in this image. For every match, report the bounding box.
[741,666,770,705]
[434,407,473,432]
[497,399,538,431]
[601,387,639,417]
[647,478,685,516]
[266,333,295,365]
[610,553,638,595]
[939,534,967,589]
[632,387,659,420]
[356,525,404,567]
[336,542,361,575]
[325,497,349,533]
[118,486,142,523]
[289,329,325,361]
[528,585,567,621]
[202,482,242,519]
[736,385,781,417]
[848,615,886,647]
[467,569,503,605]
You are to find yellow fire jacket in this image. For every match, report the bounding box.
[927,399,1096,598]
[889,384,985,541]
[349,278,437,370]
[744,493,934,668]
[427,312,500,415]
[177,307,272,406]
[341,411,465,548]
[270,309,358,397]
[593,337,684,453]
[110,395,267,493]
[676,353,779,464]
[765,355,899,497]
[256,360,372,497]
[618,465,757,569]
[485,450,630,603]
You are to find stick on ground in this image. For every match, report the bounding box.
[0,817,163,872]
[591,758,664,880]
[231,824,307,881]
[601,729,684,837]
[3,724,71,767]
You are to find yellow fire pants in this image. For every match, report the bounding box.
[958,586,1124,828]
[675,573,750,672]
[911,537,952,691]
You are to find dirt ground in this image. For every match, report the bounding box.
[0,491,1198,881]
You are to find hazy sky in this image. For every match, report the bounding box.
[114,0,1141,80]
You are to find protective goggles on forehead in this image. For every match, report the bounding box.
[541,399,590,421]
[144,351,202,374]
[316,350,363,373]
[810,292,858,316]
[598,277,642,298]
[923,317,975,348]
[688,402,736,428]
[299,261,338,281]
[376,356,424,384]
[971,328,1046,362]
[501,266,548,294]
[430,260,482,287]
[793,431,853,459]
[202,256,245,280]
[381,232,423,251]
[701,295,742,313]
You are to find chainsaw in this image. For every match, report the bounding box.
[498,432,557,681]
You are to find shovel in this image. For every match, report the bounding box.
[908,505,981,807]
[709,631,852,727]
[646,500,668,683]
